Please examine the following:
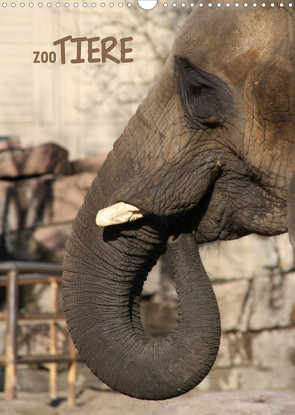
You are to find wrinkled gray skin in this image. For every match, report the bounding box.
[63,4,295,401]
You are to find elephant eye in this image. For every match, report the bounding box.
[176,57,232,128]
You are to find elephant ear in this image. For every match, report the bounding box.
[287,171,295,249]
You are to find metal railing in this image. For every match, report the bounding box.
[0,262,80,404]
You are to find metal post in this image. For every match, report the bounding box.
[4,269,18,400]
[67,337,77,406]
[49,279,58,400]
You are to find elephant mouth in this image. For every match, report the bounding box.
[95,201,202,243]
[95,160,222,230]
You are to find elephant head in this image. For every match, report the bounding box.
[63,4,295,400]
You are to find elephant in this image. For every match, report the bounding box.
[62,3,295,401]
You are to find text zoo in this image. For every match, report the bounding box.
[33,35,134,64]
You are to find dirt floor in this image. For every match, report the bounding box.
[0,387,205,415]
[1,364,295,415]
[2,388,295,415]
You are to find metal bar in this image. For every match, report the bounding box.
[67,337,77,405]
[0,313,65,322]
[49,280,59,400]
[4,269,18,400]
[0,262,62,275]
[19,313,65,321]
[0,275,62,287]
[17,355,81,364]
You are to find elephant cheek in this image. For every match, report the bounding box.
[287,171,295,248]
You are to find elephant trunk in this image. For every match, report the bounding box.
[63,182,220,399]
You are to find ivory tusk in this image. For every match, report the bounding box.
[96,202,145,226]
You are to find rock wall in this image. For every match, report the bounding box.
[202,235,295,392]
[0,137,102,262]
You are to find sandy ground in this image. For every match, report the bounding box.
[0,387,205,415]
[2,388,295,415]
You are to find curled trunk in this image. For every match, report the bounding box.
[63,173,220,399]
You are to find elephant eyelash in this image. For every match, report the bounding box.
[189,85,203,94]
[175,56,232,129]
[189,84,213,95]
[180,59,220,90]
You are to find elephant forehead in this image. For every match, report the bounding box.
[173,6,293,86]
